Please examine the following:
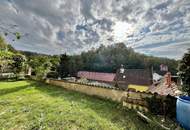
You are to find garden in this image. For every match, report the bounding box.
[0,80,172,130]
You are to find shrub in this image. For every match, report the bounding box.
[145,94,177,119]
[165,95,176,119]
[46,71,58,79]
[146,93,163,115]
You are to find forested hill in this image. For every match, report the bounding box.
[65,43,178,75]
[2,35,178,76]
[20,51,51,57]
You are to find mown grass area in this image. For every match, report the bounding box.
[0,80,167,130]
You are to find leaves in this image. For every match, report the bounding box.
[178,48,190,95]
[15,32,21,39]
[28,56,52,79]
[61,43,178,75]
[4,32,8,36]
[0,36,7,49]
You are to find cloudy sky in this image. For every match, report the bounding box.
[0,0,190,59]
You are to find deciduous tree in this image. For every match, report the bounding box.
[178,49,190,95]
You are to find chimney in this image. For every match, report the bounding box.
[165,72,171,87]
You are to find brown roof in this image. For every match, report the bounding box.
[77,71,116,82]
[148,81,181,96]
[114,69,153,86]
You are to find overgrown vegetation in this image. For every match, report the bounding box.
[0,80,166,130]
[178,48,190,95]
[146,94,177,120]
[0,36,59,80]
[0,36,26,78]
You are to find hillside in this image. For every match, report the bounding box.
[63,43,178,76]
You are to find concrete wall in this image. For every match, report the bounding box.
[46,79,127,102]
[46,79,153,102]
[45,79,155,112]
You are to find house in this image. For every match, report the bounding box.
[153,73,163,82]
[77,65,153,91]
[114,66,153,90]
[160,64,168,71]
[148,72,182,96]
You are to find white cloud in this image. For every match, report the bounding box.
[0,0,189,58]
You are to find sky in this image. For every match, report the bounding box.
[0,0,190,59]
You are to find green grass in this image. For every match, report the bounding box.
[0,80,167,130]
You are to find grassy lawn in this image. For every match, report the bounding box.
[0,80,167,130]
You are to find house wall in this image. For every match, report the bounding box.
[114,69,153,90]
[128,84,149,92]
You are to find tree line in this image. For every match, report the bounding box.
[58,43,178,78]
[0,36,179,79]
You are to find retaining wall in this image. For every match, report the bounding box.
[45,79,153,103]
[46,79,127,102]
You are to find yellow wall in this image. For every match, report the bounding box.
[128,84,149,92]
[46,79,152,101]
[46,79,126,102]
[45,79,153,112]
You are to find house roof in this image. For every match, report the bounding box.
[153,73,163,81]
[148,80,182,96]
[114,69,152,86]
[77,71,116,82]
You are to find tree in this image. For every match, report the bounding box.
[0,36,7,50]
[178,49,190,95]
[0,51,14,73]
[49,55,60,71]
[28,56,52,79]
[57,53,70,78]
[12,54,26,74]
[7,44,17,53]
[0,23,25,41]
[65,43,178,74]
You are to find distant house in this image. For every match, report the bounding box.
[77,71,116,83]
[160,64,168,71]
[149,72,182,96]
[77,66,153,91]
[153,73,163,82]
[114,66,153,90]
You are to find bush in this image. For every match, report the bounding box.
[46,71,58,79]
[165,95,176,119]
[146,93,163,115]
[146,94,176,119]
[25,75,31,79]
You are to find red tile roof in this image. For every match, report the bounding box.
[148,81,181,96]
[77,71,116,82]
